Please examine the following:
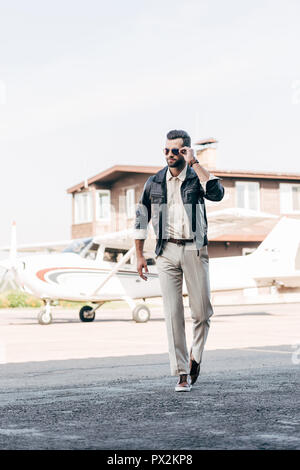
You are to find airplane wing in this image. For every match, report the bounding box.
[207,208,278,239]
[93,227,156,254]
[0,239,72,253]
[93,208,279,254]
[3,208,277,256]
[93,228,136,249]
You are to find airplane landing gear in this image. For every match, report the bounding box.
[79,305,95,322]
[38,300,53,325]
[79,302,105,322]
[122,296,151,323]
[132,304,150,323]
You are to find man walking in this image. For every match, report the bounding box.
[134,130,224,392]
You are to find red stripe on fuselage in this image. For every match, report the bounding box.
[35,266,136,282]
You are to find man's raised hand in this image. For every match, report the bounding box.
[179,146,195,165]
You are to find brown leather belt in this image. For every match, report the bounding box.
[166,238,194,245]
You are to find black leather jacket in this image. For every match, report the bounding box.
[134,165,225,256]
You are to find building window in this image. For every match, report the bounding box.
[96,190,111,220]
[235,182,260,210]
[280,183,300,213]
[74,191,92,224]
[126,188,135,218]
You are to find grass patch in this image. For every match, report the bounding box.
[0,290,43,308]
[0,290,162,310]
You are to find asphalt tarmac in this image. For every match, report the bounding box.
[0,303,299,450]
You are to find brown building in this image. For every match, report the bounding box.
[66,140,300,258]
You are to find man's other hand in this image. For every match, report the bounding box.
[137,256,149,280]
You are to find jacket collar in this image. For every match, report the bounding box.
[154,164,197,183]
[166,163,187,182]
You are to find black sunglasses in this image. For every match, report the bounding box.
[164,148,185,156]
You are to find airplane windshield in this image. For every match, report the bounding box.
[62,238,93,255]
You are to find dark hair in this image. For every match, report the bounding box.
[166,129,191,147]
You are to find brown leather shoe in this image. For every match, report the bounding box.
[175,374,192,392]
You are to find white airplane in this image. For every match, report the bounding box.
[0,210,299,325]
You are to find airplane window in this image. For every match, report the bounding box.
[62,238,93,254]
[81,242,99,260]
[103,248,131,264]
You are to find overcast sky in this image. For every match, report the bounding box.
[1,0,300,246]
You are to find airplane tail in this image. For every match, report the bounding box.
[251,216,300,271]
[0,221,19,292]
[9,220,17,269]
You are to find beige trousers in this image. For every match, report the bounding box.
[155,241,213,376]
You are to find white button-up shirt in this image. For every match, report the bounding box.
[165,164,190,239]
[134,164,216,240]
[165,164,215,239]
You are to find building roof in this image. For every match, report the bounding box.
[212,168,300,180]
[67,165,162,193]
[195,137,218,145]
[67,164,300,193]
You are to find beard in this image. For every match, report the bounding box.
[166,156,185,168]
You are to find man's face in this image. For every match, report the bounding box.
[164,138,186,168]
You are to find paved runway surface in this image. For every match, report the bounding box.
[0,303,299,449]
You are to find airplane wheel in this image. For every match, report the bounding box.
[79,305,95,322]
[38,309,53,325]
[132,304,150,323]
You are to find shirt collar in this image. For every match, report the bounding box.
[166,163,187,182]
